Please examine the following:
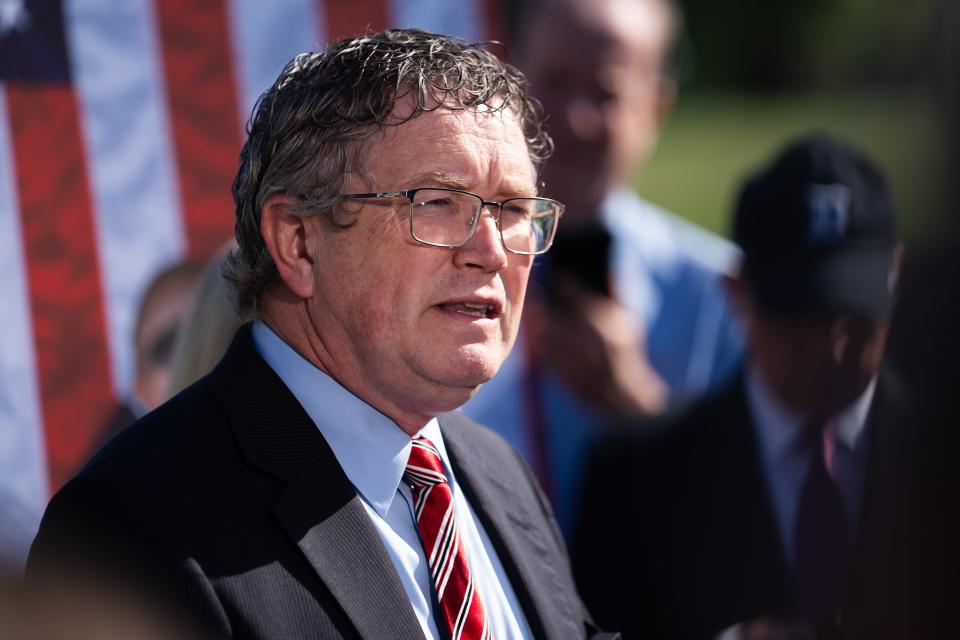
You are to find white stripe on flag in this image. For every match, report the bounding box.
[64,0,187,397]
[389,0,484,42]
[227,0,324,130]
[0,84,49,571]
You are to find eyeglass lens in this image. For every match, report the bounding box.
[409,189,558,254]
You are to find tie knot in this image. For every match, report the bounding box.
[403,437,448,488]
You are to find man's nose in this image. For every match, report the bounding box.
[454,206,508,272]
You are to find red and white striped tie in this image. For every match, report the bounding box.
[404,437,491,640]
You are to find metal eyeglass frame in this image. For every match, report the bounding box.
[339,187,564,256]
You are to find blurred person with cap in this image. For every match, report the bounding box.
[574,133,907,639]
[462,0,744,535]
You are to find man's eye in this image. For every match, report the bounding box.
[422,198,453,208]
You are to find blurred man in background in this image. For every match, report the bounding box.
[575,135,906,639]
[463,0,744,533]
[1,261,202,580]
[95,261,202,446]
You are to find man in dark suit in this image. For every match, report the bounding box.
[27,29,609,640]
[574,135,905,639]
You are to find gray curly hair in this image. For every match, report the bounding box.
[224,28,553,318]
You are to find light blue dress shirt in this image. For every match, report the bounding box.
[251,322,532,640]
[745,365,875,567]
[463,189,745,535]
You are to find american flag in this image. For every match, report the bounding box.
[0,0,505,562]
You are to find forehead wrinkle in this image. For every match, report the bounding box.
[360,106,537,196]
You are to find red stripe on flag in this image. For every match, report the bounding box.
[321,0,389,42]
[482,0,508,49]
[6,85,115,493]
[155,0,241,259]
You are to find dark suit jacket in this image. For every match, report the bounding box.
[572,368,911,640]
[28,327,602,639]
[842,242,960,639]
[94,399,137,450]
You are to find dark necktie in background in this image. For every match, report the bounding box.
[794,421,852,630]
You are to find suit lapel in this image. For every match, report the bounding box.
[704,380,796,612]
[440,413,582,640]
[845,367,917,618]
[854,367,913,548]
[272,447,425,640]
[209,327,424,639]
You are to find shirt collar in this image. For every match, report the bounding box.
[251,321,442,517]
[833,377,876,450]
[418,419,454,479]
[746,364,877,459]
[745,365,806,463]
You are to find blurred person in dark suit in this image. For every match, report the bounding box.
[841,2,960,637]
[95,260,202,445]
[463,0,744,536]
[27,29,613,640]
[574,134,905,639]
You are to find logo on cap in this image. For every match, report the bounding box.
[806,183,851,247]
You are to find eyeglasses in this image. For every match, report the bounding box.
[339,188,564,255]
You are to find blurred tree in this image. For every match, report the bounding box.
[675,0,934,89]
[508,0,935,90]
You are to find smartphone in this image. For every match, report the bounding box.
[544,225,612,299]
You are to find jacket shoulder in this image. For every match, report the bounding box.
[596,379,747,473]
[86,377,228,472]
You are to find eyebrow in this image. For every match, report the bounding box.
[406,171,539,198]
[409,171,471,191]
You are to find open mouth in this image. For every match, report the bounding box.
[438,301,500,320]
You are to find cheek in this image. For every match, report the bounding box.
[618,108,656,156]
[505,259,532,303]
[344,218,423,309]
[761,326,799,365]
[855,325,889,373]
[320,261,404,342]
[359,259,441,340]
[353,272,413,327]
[763,327,821,381]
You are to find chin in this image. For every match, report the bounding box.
[435,344,504,388]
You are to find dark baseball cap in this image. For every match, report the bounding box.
[733,133,898,316]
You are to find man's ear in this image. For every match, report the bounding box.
[260,196,315,300]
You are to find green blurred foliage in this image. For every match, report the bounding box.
[507,0,945,238]
[637,90,943,240]
[635,0,944,240]
[678,0,937,89]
